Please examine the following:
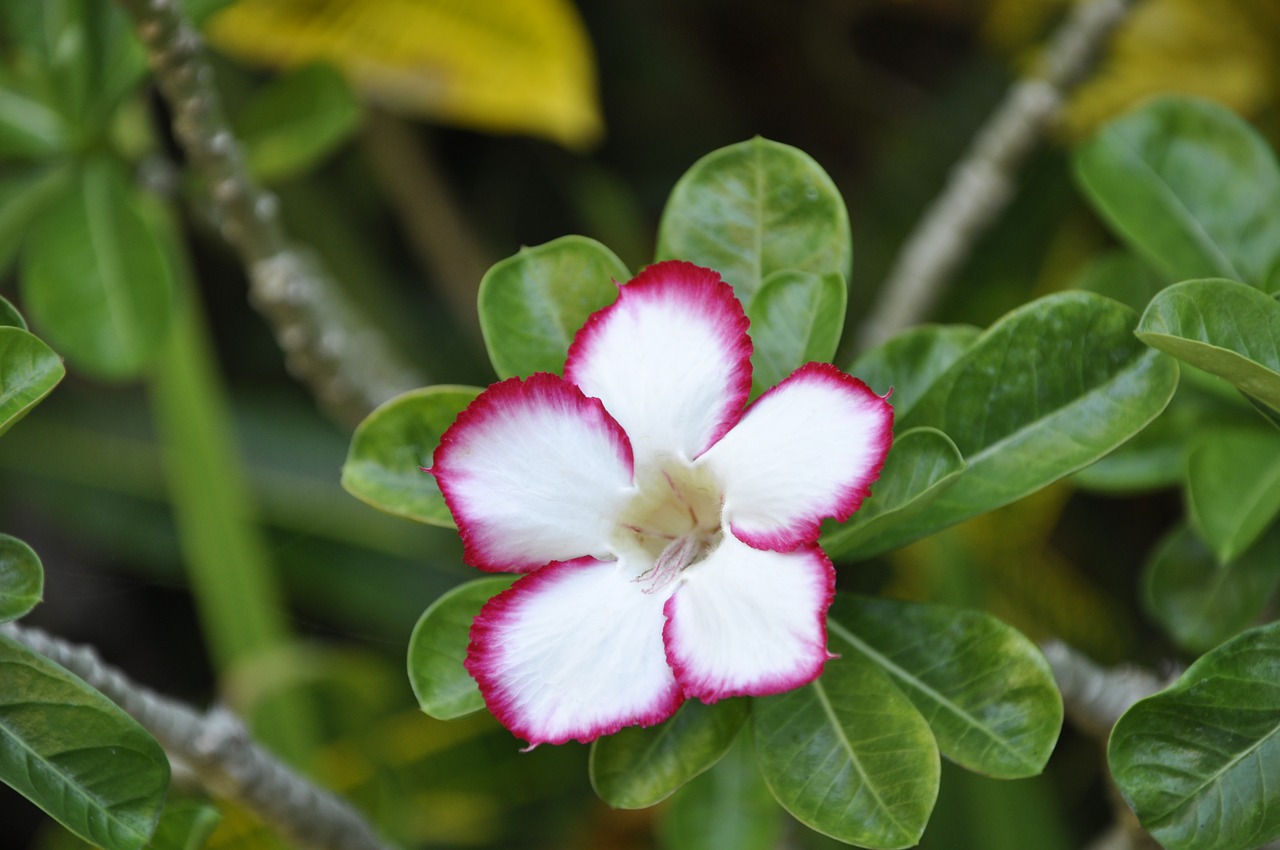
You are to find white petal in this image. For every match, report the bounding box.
[700,362,893,552]
[663,534,835,700]
[466,557,683,745]
[565,261,752,475]
[432,374,635,572]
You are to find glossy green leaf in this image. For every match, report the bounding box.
[659,732,783,850]
[477,236,627,379]
[745,269,846,395]
[235,63,362,183]
[408,576,514,720]
[821,427,966,561]
[0,534,42,622]
[590,698,749,809]
[829,595,1062,779]
[0,164,70,276]
[752,650,939,849]
[1136,278,1280,414]
[149,800,221,850]
[656,136,851,302]
[890,292,1177,545]
[1110,621,1280,850]
[1144,523,1280,654]
[846,324,981,421]
[342,385,482,527]
[0,633,169,850]
[0,326,65,436]
[1185,426,1280,564]
[0,297,25,330]
[1074,96,1280,291]
[20,157,174,380]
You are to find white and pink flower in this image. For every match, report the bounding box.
[429,260,893,746]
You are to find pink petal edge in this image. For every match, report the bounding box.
[432,373,635,573]
[465,557,685,746]
[727,362,894,552]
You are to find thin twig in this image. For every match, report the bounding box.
[1,622,396,850]
[856,0,1136,351]
[118,0,425,424]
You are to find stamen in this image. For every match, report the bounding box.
[635,535,704,594]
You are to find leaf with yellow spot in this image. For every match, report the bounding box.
[205,0,603,150]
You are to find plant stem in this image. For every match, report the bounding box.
[856,0,1135,351]
[117,0,424,424]
[0,622,396,850]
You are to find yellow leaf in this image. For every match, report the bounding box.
[206,0,604,150]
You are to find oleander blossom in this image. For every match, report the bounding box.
[429,260,893,746]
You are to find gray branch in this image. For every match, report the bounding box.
[1,622,395,850]
[119,0,425,424]
[855,0,1135,351]
[1041,640,1170,740]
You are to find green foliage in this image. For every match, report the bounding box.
[744,269,846,395]
[0,296,25,329]
[590,698,749,809]
[1185,426,1280,563]
[752,649,939,849]
[846,324,981,420]
[0,633,169,850]
[477,235,626,379]
[1143,523,1280,654]
[0,165,69,275]
[658,734,783,850]
[1110,621,1280,850]
[1136,278,1280,414]
[0,325,65,436]
[656,137,851,303]
[407,575,514,719]
[20,157,174,380]
[820,427,966,561]
[233,63,362,183]
[1073,96,1280,291]
[829,596,1062,779]
[342,385,483,527]
[0,533,43,622]
[884,292,1176,547]
[149,801,222,850]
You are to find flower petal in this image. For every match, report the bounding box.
[700,362,893,552]
[565,261,752,472]
[466,556,683,746]
[432,373,635,572]
[663,535,835,700]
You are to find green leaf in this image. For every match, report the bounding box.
[744,269,846,395]
[590,698,749,809]
[1185,426,1280,563]
[1136,278,1280,414]
[342,385,482,527]
[1109,621,1280,850]
[0,326,65,436]
[1074,96,1280,291]
[659,732,783,850]
[890,292,1177,545]
[149,800,221,850]
[0,164,70,276]
[235,63,362,183]
[0,83,72,158]
[20,157,174,380]
[821,427,966,561]
[829,595,1062,779]
[0,633,169,850]
[407,576,514,720]
[0,534,42,622]
[656,137,851,302]
[0,297,25,330]
[1144,523,1280,655]
[846,324,982,421]
[477,235,626,379]
[752,651,939,849]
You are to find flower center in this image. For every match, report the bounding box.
[612,459,724,594]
